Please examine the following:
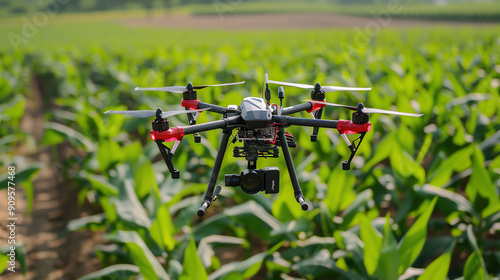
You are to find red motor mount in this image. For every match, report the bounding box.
[306,99,326,113]
[337,120,371,134]
[151,127,185,142]
[181,99,201,110]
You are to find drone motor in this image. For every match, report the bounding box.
[352,103,370,124]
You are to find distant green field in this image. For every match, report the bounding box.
[190,1,500,22]
[338,3,500,21]
[1,1,500,22]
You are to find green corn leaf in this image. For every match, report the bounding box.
[0,253,7,273]
[363,132,396,172]
[398,197,438,275]
[417,242,455,280]
[115,177,152,229]
[417,184,479,221]
[179,236,208,280]
[272,175,305,222]
[134,159,158,200]
[465,146,500,219]
[379,215,398,280]
[42,122,96,152]
[67,213,107,232]
[389,144,426,185]
[464,225,489,280]
[209,252,266,280]
[428,146,472,187]
[223,200,282,240]
[78,264,140,280]
[341,189,373,229]
[291,248,361,280]
[324,166,356,215]
[97,140,124,171]
[78,171,119,196]
[150,203,176,251]
[464,252,488,280]
[359,215,382,276]
[106,231,169,280]
[280,236,337,261]
[123,141,143,163]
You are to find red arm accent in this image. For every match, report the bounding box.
[151,127,185,142]
[337,120,371,134]
[181,99,201,109]
[306,99,326,113]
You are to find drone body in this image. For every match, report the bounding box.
[105,74,422,216]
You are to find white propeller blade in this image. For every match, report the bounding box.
[104,108,209,118]
[361,108,423,117]
[135,86,186,93]
[268,80,371,92]
[321,85,372,92]
[135,81,245,93]
[104,110,156,118]
[309,100,423,117]
[162,108,210,117]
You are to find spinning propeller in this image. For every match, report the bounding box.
[268,80,371,93]
[135,81,245,93]
[308,100,423,117]
[104,108,210,119]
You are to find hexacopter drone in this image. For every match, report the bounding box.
[105,74,422,216]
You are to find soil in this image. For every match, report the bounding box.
[0,76,102,279]
[122,13,495,30]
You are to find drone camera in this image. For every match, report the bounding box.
[225,167,279,194]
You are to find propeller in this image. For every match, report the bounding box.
[308,100,423,117]
[104,108,210,119]
[135,81,245,93]
[268,80,371,92]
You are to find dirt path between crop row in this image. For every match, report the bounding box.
[0,76,102,279]
[122,13,496,29]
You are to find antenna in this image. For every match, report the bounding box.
[278,86,284,115]
[264,73,271,104]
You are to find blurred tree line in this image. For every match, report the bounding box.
[2,0,498,17]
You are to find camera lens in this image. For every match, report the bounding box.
[225,174,240,187]
[240,170,262,194]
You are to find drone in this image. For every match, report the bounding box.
[105,74,422,216]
